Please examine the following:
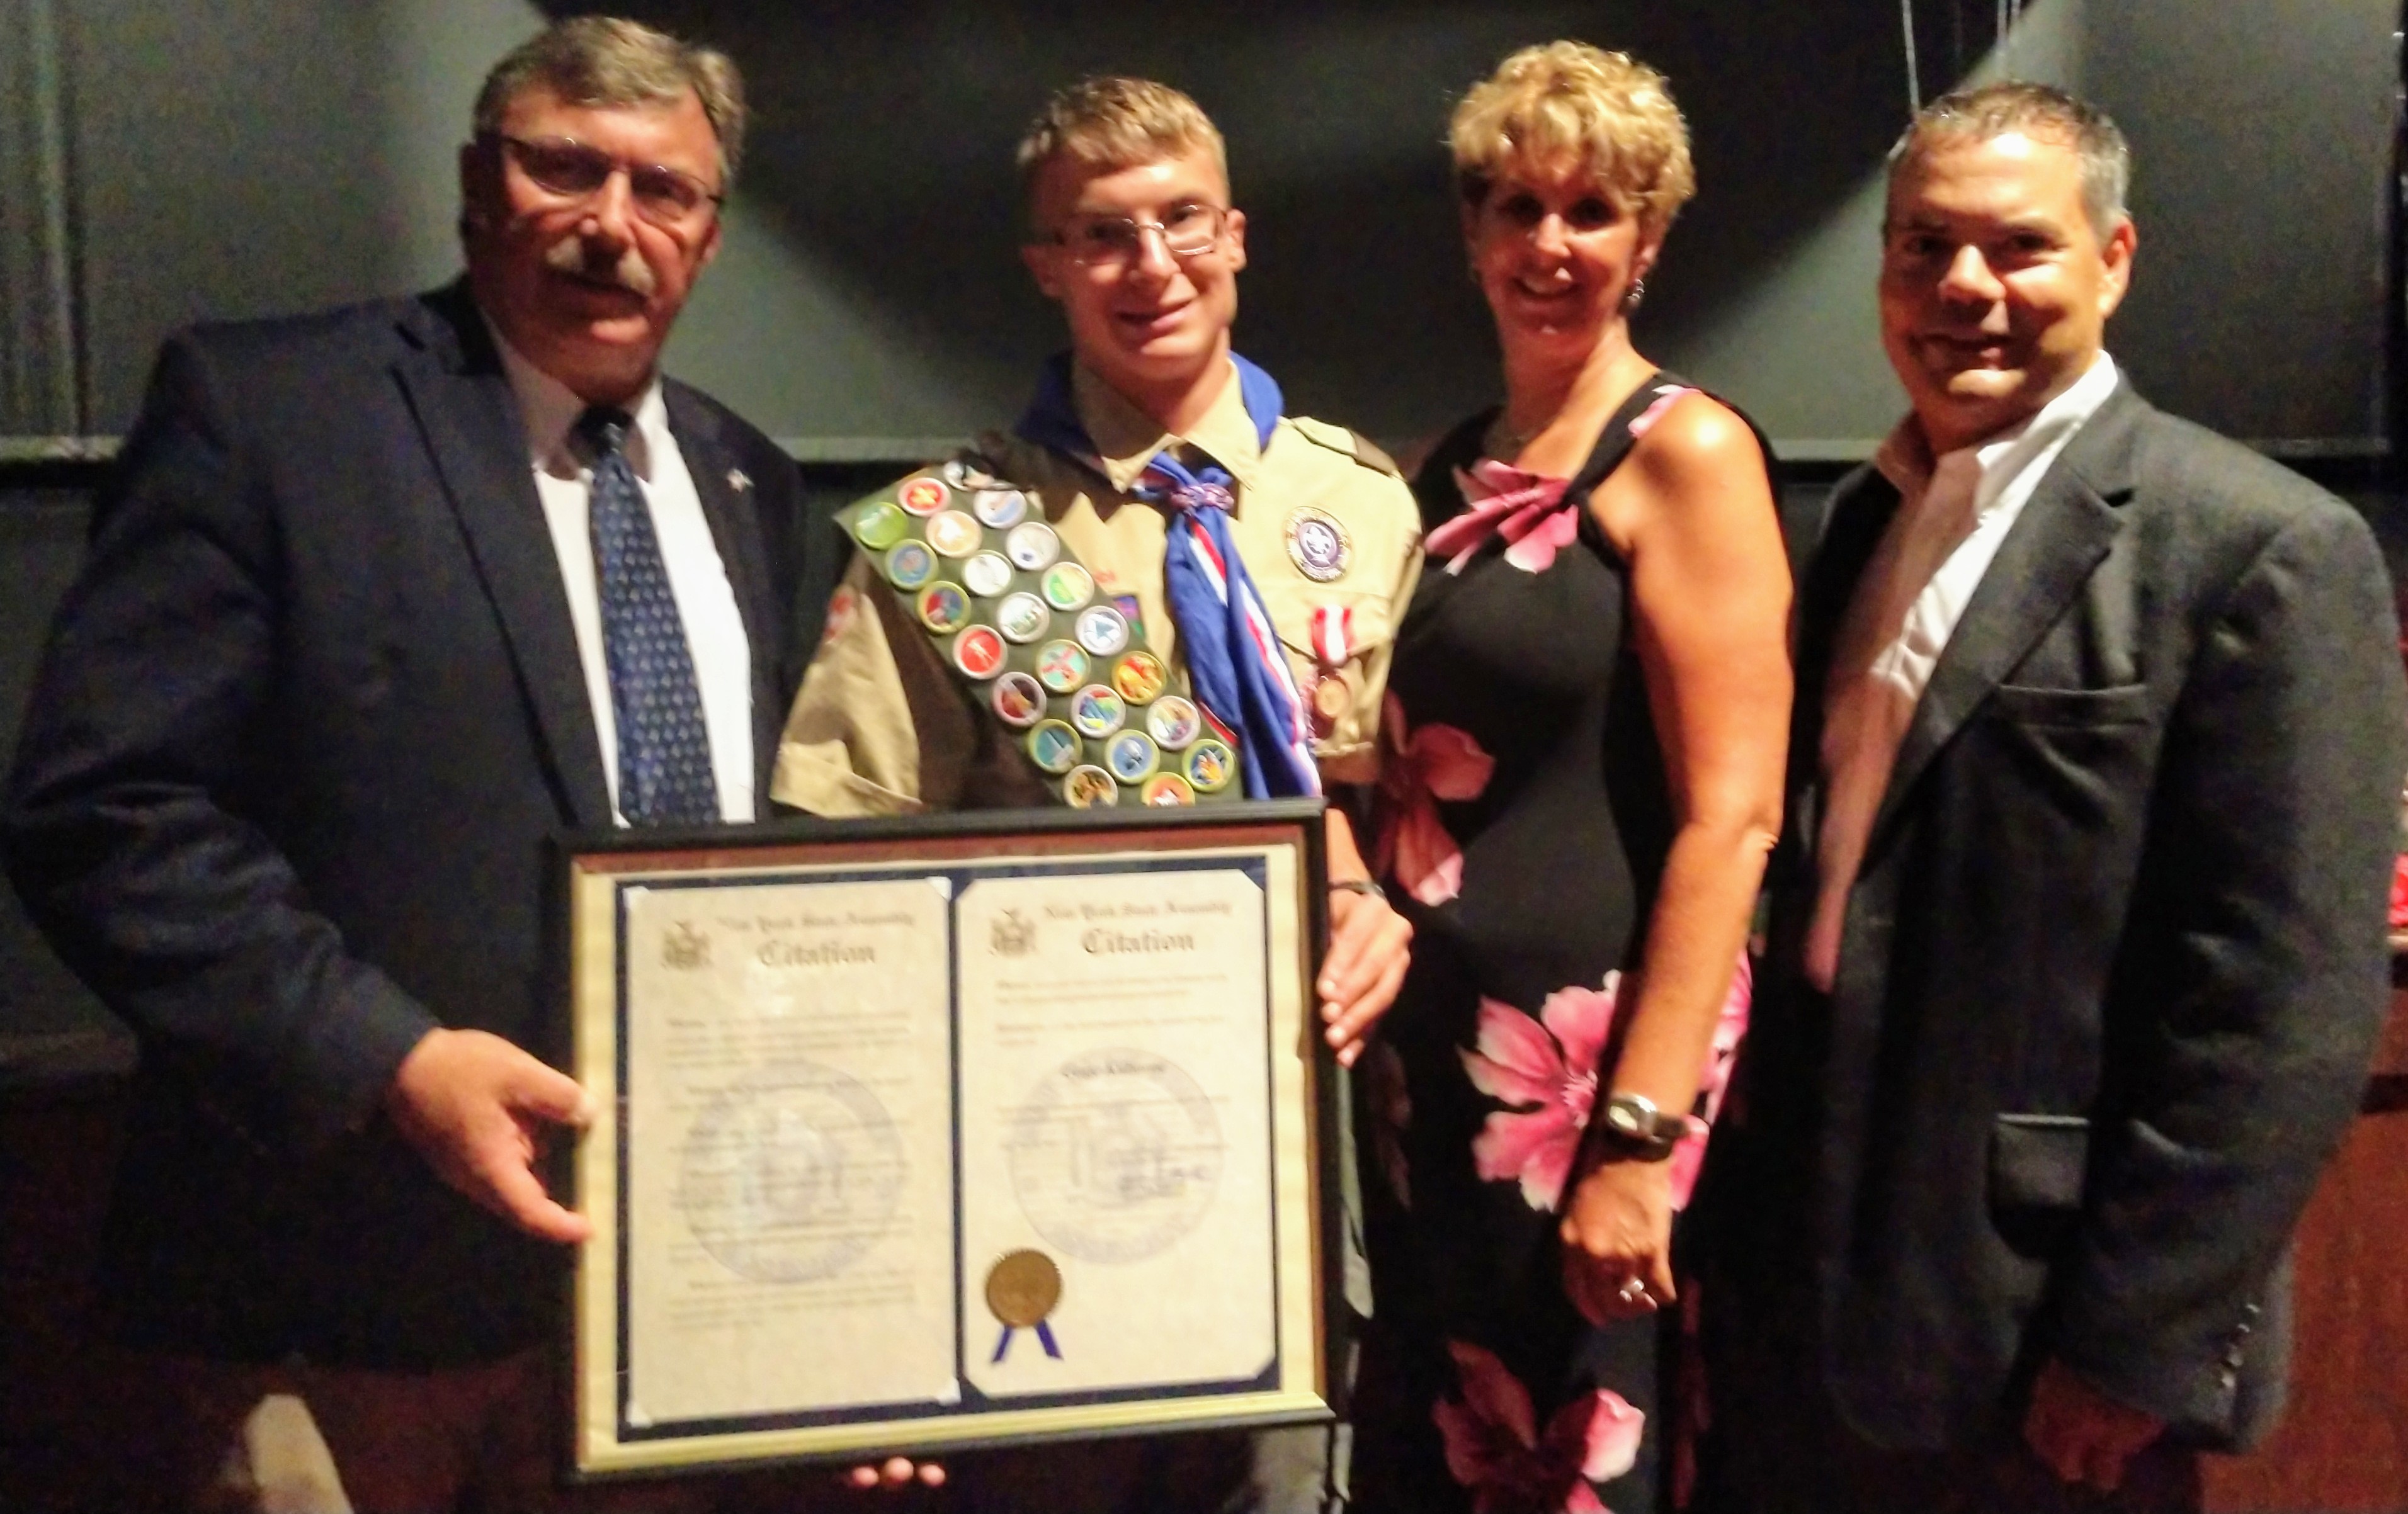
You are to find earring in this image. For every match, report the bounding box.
[1623,276,1647,311]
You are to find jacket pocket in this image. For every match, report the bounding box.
[1989,1112,2090,1258]
[1984,681,2150,728]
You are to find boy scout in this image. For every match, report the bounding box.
[773,76,1421,1511]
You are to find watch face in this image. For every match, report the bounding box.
[1606,1104,1642,1136]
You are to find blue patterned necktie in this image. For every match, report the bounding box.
[578,406,720,825]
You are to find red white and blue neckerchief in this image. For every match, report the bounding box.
[1014,353,1320,799]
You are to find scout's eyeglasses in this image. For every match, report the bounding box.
[1048,205,1229,269]
[487,133,723,226]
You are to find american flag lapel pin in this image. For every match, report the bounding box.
[727,468,751,493]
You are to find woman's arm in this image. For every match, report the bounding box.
[1559,393,1793,1318]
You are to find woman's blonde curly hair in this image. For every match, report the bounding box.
[1449,42,1695,237]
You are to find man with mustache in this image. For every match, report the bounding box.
[4,17,811,1511]
[1703,82,2405,1512]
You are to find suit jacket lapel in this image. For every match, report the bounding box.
[393,285,613,829]
[1863,383,2144,852]
[666,385,780,804]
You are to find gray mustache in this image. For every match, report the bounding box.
[543,234,657,297]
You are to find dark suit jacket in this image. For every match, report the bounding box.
[2,282,810,1367]
[1729,379,2406,1451]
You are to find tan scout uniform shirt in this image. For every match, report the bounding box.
[773,361,1423,816]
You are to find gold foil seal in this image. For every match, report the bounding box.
[984,1248,1063,1328]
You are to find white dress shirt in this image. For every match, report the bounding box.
[489,326,756,824]
[1803,353,2120,991]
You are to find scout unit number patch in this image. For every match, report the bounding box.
[844,457,1242,807]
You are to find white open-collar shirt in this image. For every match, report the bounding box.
[1804,352,2120,992]
[490,323,756,824]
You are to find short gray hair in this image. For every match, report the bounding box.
[473,16,746,185]
[1888,81,2129,237]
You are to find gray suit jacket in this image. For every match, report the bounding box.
[1731,378,2405,1450]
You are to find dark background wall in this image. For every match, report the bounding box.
[1,0,2402,1076]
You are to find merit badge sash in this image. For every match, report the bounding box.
[839,452,1239,808]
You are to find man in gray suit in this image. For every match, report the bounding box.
[1705,82,2405,1513]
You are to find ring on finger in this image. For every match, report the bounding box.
[1616,1277,1648,1304]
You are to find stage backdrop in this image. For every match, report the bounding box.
[0,0,2394,460]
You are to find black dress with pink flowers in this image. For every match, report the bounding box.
[1353,376,1755,1514]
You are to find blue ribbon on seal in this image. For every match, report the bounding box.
[991,1320,1063,1363]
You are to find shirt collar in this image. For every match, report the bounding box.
[1874,351,2120,507]
[484,310,667,483]
[1072,359,1265,503]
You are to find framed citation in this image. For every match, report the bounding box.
[555,800,1339,1477]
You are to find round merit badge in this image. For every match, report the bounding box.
[1146,695,1201,750]
[992,671,1045,728]
[941,456,994,489]
[1034,640,1090,694]
[1141,772,1195,806]
[1027,720,1081,774]
[897,476,950,516]
[1074,604,1130,657]
[1070,685,1127,738]
[1285,506,1351,582]
[924,510,984,559]
[962,550,1014,598]
[953,624,1006,680]
[1106,730,1159,782]
[1040,562,1094,611]
[974,489,1030,529]
[985,1248,1063,1328]
[1006,521,1060,572]
[1063,765,1120,808]
[917,582,970,633]
[882,540,936,589]
[850,501,907,550]
[1111,649,1167,706]
[1184,738,1235,794]
[996,592,1051,644]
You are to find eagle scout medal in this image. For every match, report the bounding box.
[992,671,1045,728]
[1027,720,1080,773]
[1075,604,1130,657]
[962,550,1014,598]
[1006,521,1060,571]
[984,1249,1064,1362]
[1140,772,1195,806]
[1147,695,1201,750]
[1285,506,1351,582]
[1312,672,1351,728]
[1063,765,1118,807]
[1035,640,1089,694]
[1111,649,1167,706]
[1184,738,1235,794]
[974,489,1029,529]
[996,592,1051,644]
[1070,685,1126,738]
[925,509,983,558]
[1041,562,1094,611]
[850,500,907,550]
[953,624,1006,680]
[898,477,949,516]
[882,540,936,589]
[1106,730,1160,783]
[917,582,970,633]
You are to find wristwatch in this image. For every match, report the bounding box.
[1596,1092,1683,1161]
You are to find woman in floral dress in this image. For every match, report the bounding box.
[1351,43,1792,1514]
